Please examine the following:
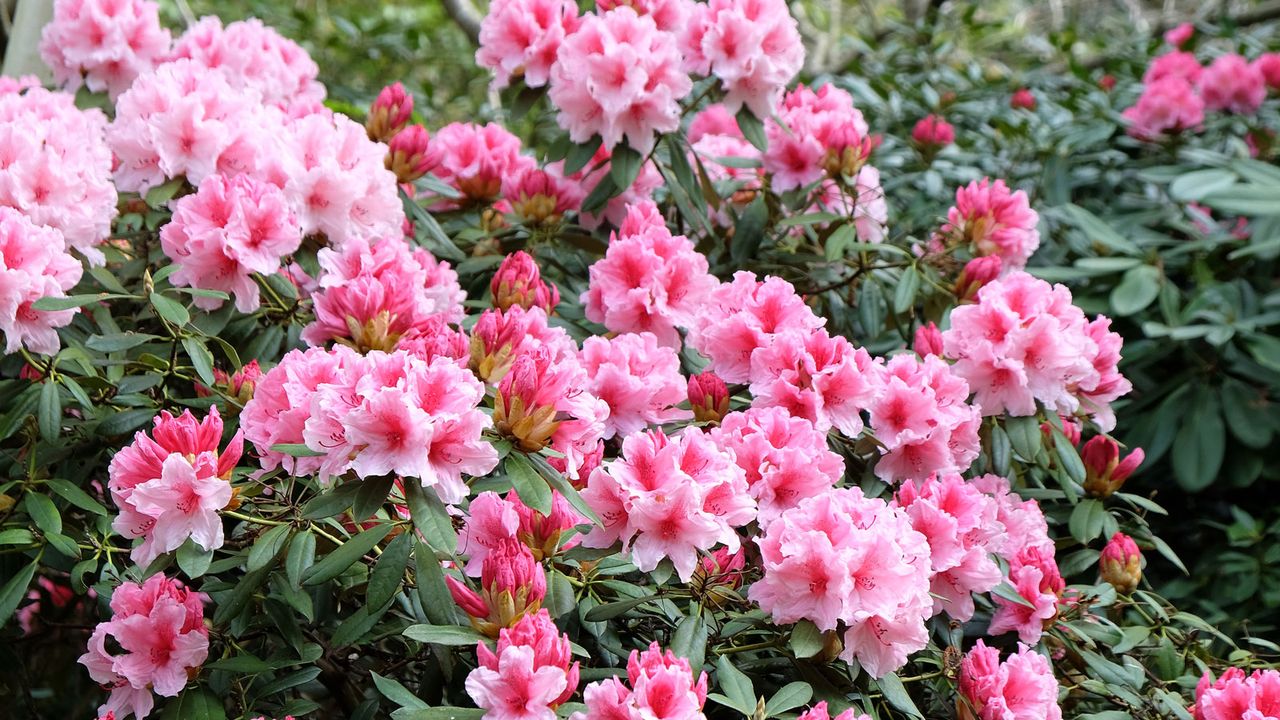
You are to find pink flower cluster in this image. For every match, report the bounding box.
[241,347,498,501]
[1122,77,1205,141]
[750,487,932,678]
[0,86,118,264]
[459,491,581,573]
[476,0,581,90]
[581,428,754,581]
[959,640,1063,720]
[581,203,718,347]
[580,332,692,438]
[866,354,981,483]
[763,84,871,192]
[796,703,871,720]
[0,208,84,355]
[466,610,581,719]
[938,179,1040,270]
[1125,49,1278,139]
[160,173,302,312]
[711,407,845,522]
[470,305,580,385]
[170,17,326,113]
[679,0,805,117]
[1199,54,1266,115]
[974,475,1062,644]
[40,0,172,98]
[548,7,692,153]
[569,643,709,720]
[79,575,209,720]
[749,326,881,436]
[303,236,465,352]
[427,122,536,207]
[942,271,1131,430]
[1193,667,1280,720]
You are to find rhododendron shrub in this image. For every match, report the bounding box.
[1,1,1271,719]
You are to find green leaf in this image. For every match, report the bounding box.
[671,611,707,670]
[150,293,190,326]
[506,453,552,514]
[1172,393,1224,492]
[352,474,396,520]
[790,620,824,659]
[824,223,857,262]
[0,561,37,629]
[715,654,756,716]
[38,380,60,441]
[563,136,603,175]
[404,480,458,553]
[730,195,769,265]
[177,540,214,578]
[146,177,186,208]
[0,385,39,441]
[403,623,488,646]
[992,580,1037,609]
[893,267,921,315]
[86,332,161,352]
[369,531,413,608]
[609,143,644,191]
[390,709,485,720]
[1110,265,1161,316]
[273,443,326,458]
[1061,204,1141,255]
[0,529,35,546]
[31,293,131,311]
[1169,168,1237,202]
[286,530,316,587]
[1069,499,1108,543]
[97,408,158,436]
[1053,430,1087,487]
[413,543,457,626]
[182,337,217,388]
[302,523,392,586]
[301,482,362,520]
[581,172,619,214]
[372,671,431,710]
[544,569,576,619]
[875,673,923,719]
[25,493,61,535]
[400,186,465,262]
[736,107,767,152]
[161,687,227,720]
[1004,416,1042,461]
[528,453,601,526]
[207,654,273,673]
[1247,333,1280,373]
[765,682,813,716]
[247,524,294,572]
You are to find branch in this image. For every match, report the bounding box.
[442,0,482,45]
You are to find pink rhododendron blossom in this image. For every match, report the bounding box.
[1199,54,1266,115]
[955,255,1003,301]
[1193,667,1280,720]
[569,643,709,720]
[581,428,754,581]
[867,354,981,483]
[160,173,303,312]
[448,537,547,634]
[937,178,1040,269]
[686,271,825,383]
[492,345,610,472]
[795,702,871,720]
[1099,531,1143,593]
[581,204,718,346]
[467,610,581,718]
[1255,53,1280,91]
[751,487,933,677]
[427,122,537,207]
[911,115,955,147]
[303,236,465,352]
[808,169,890,243]
[1121,76,1205,140]
[79,575,208,719]
[894,473,1004,621]
[1081,435,1144,497]
[913,322,943,357]
[580,332,692,438]
[763,84,871,192]
[108,407,242,566]
[679,0,804,117]
[711,407,845,523]
[688,371,731,424]
[0,86,118,264]
[1144,51,1202,85]
[548,7,692,154]
[942,271,1131,429]
[459,491,522,575]
[959,641,1063,720]
[0,208,83,355]
[477,0,581,90]
[503,168,584,227]
[688,103,743,142]
[596,0,690,31]
[748,328,882,436]
[988,545,1064,644]
[1164,22,1194,48]
[40,0,172,98]
[386,125,436,184]
[171,17,326,112]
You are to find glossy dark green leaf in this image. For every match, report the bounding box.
[368,531,413,608]
[150,293,190,326]
[302,523,392,586]
[247,524,294,572]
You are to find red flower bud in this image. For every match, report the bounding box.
[688,372,730,424]
[1082,436,1144,497]
[911,115,956,148]
[1099,74,1117,92]
[1099,532,1142,593]
[913,322,944,357]
[1011,88,1037,110]
[385,125,436,184]
[366,82,414,142]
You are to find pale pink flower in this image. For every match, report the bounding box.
[427,122,537,207]
[171,16,326,113]
[581,428,754,581]
[867,354,981,483]
[458,491,522,575]
[160,173,303,312]
[679,0,804,117]
[0,208,83,355]
[1122,76,1205,140]
[806,169,889,244]
[477,0,581,90]
[747,327,881,436]
[548,7,692,154]
[937,178,1040,269]
[597,0,691,31]
[40,0,172,98]
[580,332,692,438]
[581,204,718,346]
[0,86,117,264]
[685,271,825,383]
[1199,54,1266,114]
[913,322,943,357]
[128,453,232,563]
[796,702,871,720]
[628,642,710,720]
[960,641,1062,720]
[1144,51,1202,85]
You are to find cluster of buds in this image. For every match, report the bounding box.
[687,372,730,424]
[689,547,745,608]
[1081,436,1144,497]
[1099,532,1143,593]
[493,350,563,452]
[195,360,263,407]
[954,256,1002,301]
[490,251,560,312]
[366,82,413,143]
[512,491,580,562]
[386,125,437,184]
[447,538,547,637]
[822,125,875,183]
[911,114,956,159]
[504,169,582,227]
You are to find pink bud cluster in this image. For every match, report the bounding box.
[750,487,932,678]
[107,408,242,566]
[763,84,872,192]
[447,537,547,635]
[0,208,84,355]
[426,123,536,208]
[581,428,754,581]
[459,490,582,572]
[79,575,209,720]
[39,0,172,98]
[959,640,1063,720]
[569,643,709,720]
[465,610,581,717]
[491,251,560,313]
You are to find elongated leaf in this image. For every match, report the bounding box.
[182,337,217,388]
[790,620,824,659]
[25,493,61,535]
[506,453,552,514]
[404,480,458,552]
[730,195,768,265]
[766,682,813,716]
[352,474,395,520]
[161,688,227,720]
[609,143,643,191]
[38,380,60,440]
[0,561,37,629]
[876,673,923,719]
[247,524,294,572]
[46,478,107,515]
[369,531,413,608]
[403,623,487,646]
[303,524,392,586]
[715,655,756,716]
[286,530,316,587]
[413,543,457,626]
[373,671,431,710]
[31,293,131,311]
[736,107,767,151]
[150,293,190,326]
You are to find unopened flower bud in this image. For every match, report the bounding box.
[494,351,561,452]
[690,547,745,608]
[822,125,873,182]
[1099,532,1142,593]
[366,82,413,142]
[911,115,955,150]
[1011,88,1037,110]
[955,256,1002,301]
[688,372,730,424]
[491,251,559,312]
[386,125,435,184]
[1082,436,1144,497]
[1099,74,1117,92]
[913,322,944,357]
[504,169,582,227]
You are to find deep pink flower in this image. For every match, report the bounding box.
[1199,54,1266,115]
[366,83,413,142]
[1255,53,1280,91]
[911,115,955,147]
[465,644,567,720]
[469,305,580,385]
[427,122,536,208]
[688,371,730,424]
[1144,51,1202,85]
[913,322,943,357]
[1010,88,1036,110]
[795,702,871,720]
[955,256,1003,301]
[386,125,436,184]
[580,332,692,438]
[959,640,1063,720]
[1164,22,1194,48]
[477,0,581,90]
[867,354,981,483]
[763,84,870,191]
[1122,76,1205,141]
[503,168,585,227]
[448,538,547,635]
[748,327,882,436]
[679,0,804,117]
[40,0,172,98]
[0,208,83,355]
[937,179,1040,269]
[989,545,1063,644]
[1194,668,1280,720]
[548,7,692,153]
